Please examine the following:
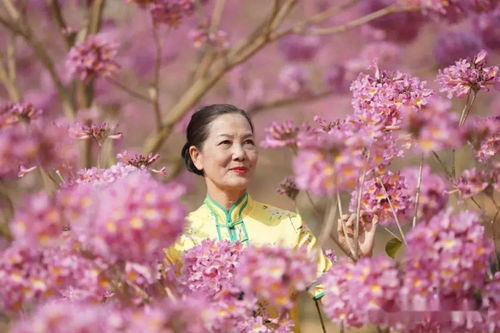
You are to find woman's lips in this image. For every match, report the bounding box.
[230,167,248,175]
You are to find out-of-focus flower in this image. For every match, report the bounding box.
[261,120,300,149]
[349,170,411,226]
[453,167,489,199]
[364,0,424,42]
[278,65,310,95]
[181,239,244,298]
[276,176,300,200]
[0,119,78,179]
[402,210,494,308]
[323,257,401,327]
[433,31,482,67]
[346,42,402,74]
[76,170,186,263]
[482,273,500,331]
[70,122,123,146]
[401,166,448,220]
[277,35,321,62]
[464,115,500,163]
[189,28,229,49]
[0,243,48,312]
[124,298,213,333]
[10,193,65,247]
[0,102,43,128]
[474,9,500,50]
[401,97,463,153]
[66,34,119,82]
[10,300,123,333]
[71,162,139,186]
[437,50,499,99]
[236,245,316,311]
[150,0,208,27]
[117,151,160,168]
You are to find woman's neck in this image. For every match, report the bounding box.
[206,184,246,210]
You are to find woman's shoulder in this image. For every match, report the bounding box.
[250,199,303,225]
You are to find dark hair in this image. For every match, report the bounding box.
[181,104,254,176]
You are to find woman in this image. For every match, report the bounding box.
[165,104,377,331]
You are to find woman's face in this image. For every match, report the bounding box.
[190,113,258,193]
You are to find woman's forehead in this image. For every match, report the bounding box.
[207,114,253,137]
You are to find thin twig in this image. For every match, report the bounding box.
[412,154,424,229]
[305,190,322,221]
[432,150,452,179]
[377,176,407,245]
[314,299,327,333]
[382,226,401,241]
[318,196,337,247]
[46,0,73,48]
[310,5,415,35]
[491,209,500,272]
[0,58,19,101]
[248,90,334,114]
[151,23,163,131]
[354,151,370,258]
[106,77,153,103]
[337,191,357,259]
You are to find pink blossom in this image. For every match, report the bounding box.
[236,245,317,311]
[433,31,482,67]
[0,118,78,179]
[349,170,412,226]
[189,28,229,49]
[278,65,310,95]
[401,166,449,220]
[324,64,347,93]
[402,210,494,308]
[70,162,139,186]
[277,35,321,62]
[437,50,500,99]
[464,115,500,163]
[66,34,119,82]
[150,0,208,27]
[453,167,489,199]
[181,239,244,298]
[402,97,463,153]
[260,120,300,149]
[10,193,65,247]
[70,121,123,146]
[276,176,299,200]
[350,64,432,130]
[76,170,186,263]
[10,301,123,333]
[474,9,500,51]
[0,243,49,312]
[0,102,43,128]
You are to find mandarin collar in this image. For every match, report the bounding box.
[204,192,252,224]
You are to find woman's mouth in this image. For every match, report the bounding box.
[230,167,248,175]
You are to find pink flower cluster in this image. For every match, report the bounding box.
[403,210,494,305]
[0,111,77,178]
[350,64,432,130]
[74,170,186,263]
[260,120,300,149]
[10,301,123,333]
[464,115,500,163]
[236,245,317,311]
[71,162,139,186]
[322,256,400,327]
[276,176,299,200]
[277,35,321,62]
[189,28,229,49]
[0,238,109,312]
[402,97,462,153]
[401,166,448,220]
[437,50,499,99]
[181,239,244,297]
[149,0,208,27]
[66,34,119,82]
[173,240,294,332]
[69,121,123,146]
[278,65,310,95]
[349,170,411,226]
[453,167,490,199]
[0,102,43,128]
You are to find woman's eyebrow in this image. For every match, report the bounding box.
[217,133,254,138]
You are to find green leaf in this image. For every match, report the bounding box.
[385,237,403,259]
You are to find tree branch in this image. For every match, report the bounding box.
[46,0,73,48]
[248,90,334,115]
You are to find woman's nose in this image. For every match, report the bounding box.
[232,143,246,160]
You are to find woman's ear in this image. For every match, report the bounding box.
[189,145,203,171]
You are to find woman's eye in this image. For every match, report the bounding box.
[244,139,255,146]
[219,140,231,146]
